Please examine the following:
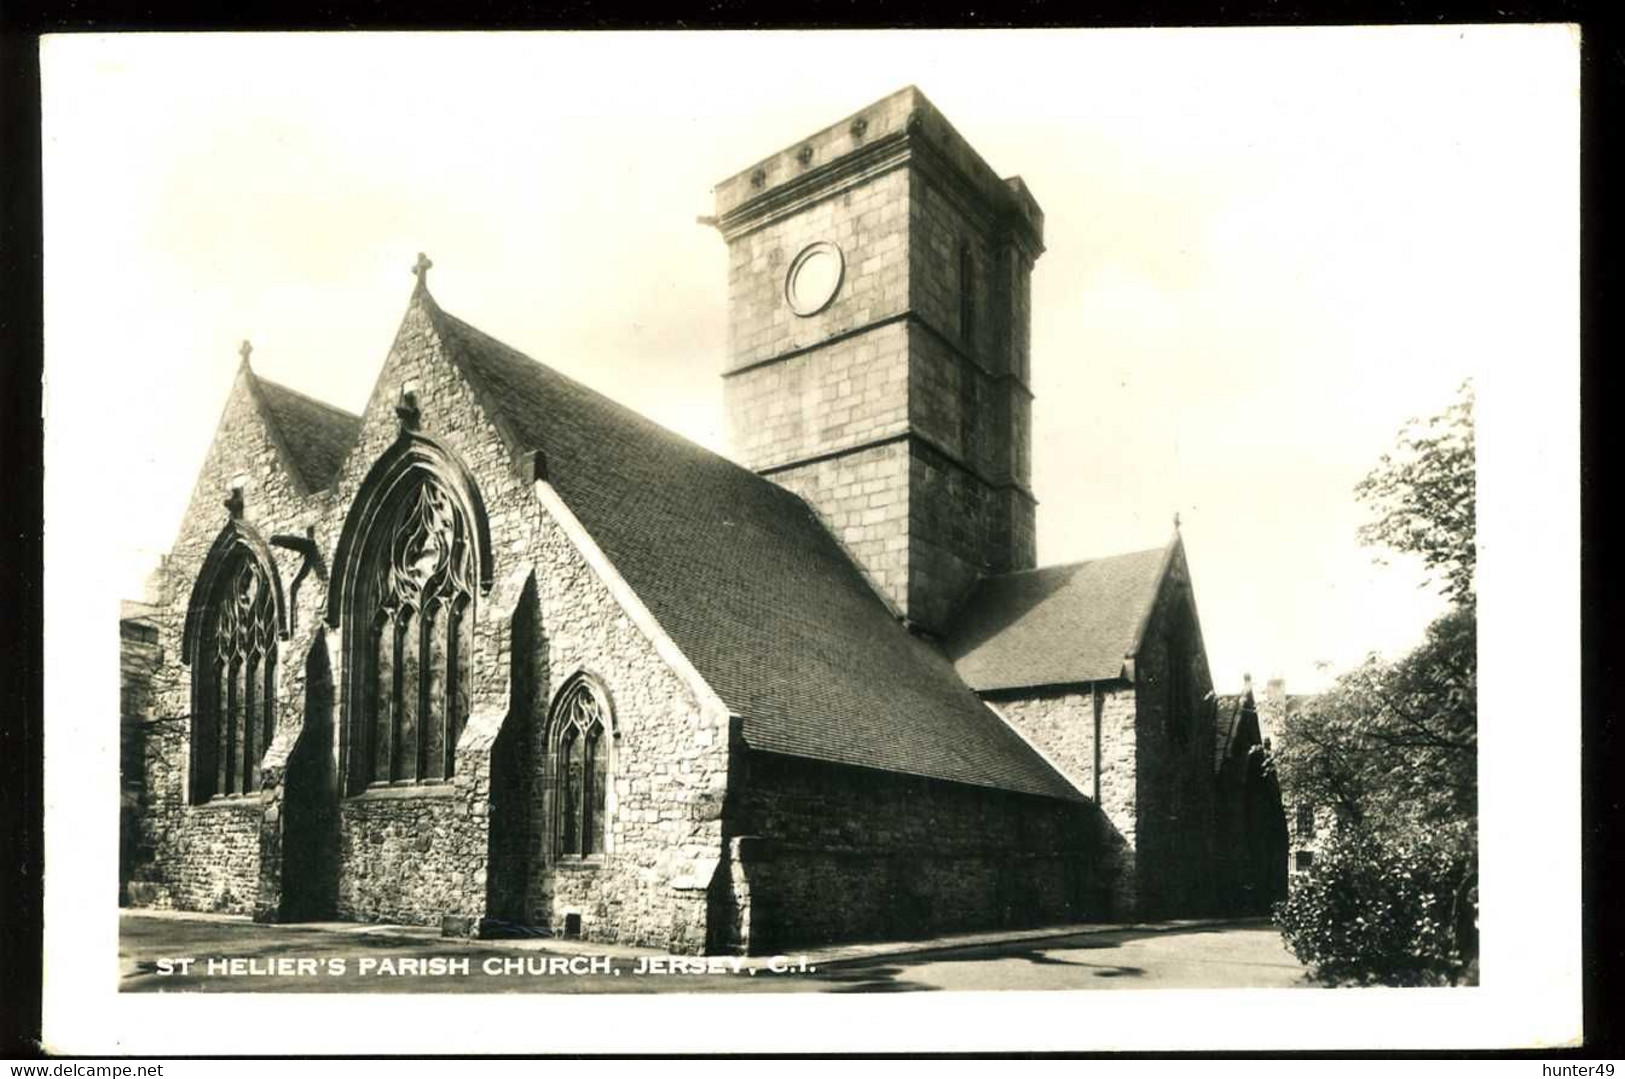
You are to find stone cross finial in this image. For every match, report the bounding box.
[412,252,433,290]
[239,340,253,367]
[224,485,245,519]
[1173,511,1181,531]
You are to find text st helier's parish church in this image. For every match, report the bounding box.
[119,88,1288,953]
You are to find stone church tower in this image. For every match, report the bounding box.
[714,87,1044,634]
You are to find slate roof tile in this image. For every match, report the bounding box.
[945,547,1172,692]
[252,375,362,492]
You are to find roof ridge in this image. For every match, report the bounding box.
[985,544,1173,579]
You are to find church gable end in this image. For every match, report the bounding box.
[128,353,359,916]
[1128,537,1221,918]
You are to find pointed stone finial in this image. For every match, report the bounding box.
[239,340,253,368]
[412,252,433,292]
[1173,511,1181,531]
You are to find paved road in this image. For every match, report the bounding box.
[119,913,1311,993]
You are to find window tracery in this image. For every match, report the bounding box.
[551,678,610,858]
[355,474,476,788]
[192,544,280,800]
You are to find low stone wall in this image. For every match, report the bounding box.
[716,752,1100,954]
[335,788,489,925]
[124,715,265,914]
[721,839,1086,954]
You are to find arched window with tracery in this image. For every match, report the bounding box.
[329,429,492,796]
[184,522,286,803]
[356,474,476,788]
[549,676,612,859]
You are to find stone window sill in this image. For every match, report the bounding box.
[192,794,265,810]
[553,856,607,872]
[349,783,457,802]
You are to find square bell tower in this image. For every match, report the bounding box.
[713,86,1045,635]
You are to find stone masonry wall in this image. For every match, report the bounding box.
[724,168,910,375]
[511,504,729,953]
[907,438,1030,632]
[908,326,1006,489]
[988,684,1140,917]
[764,440,912,617]
[725,320,910,473]
[716,752,1101,954]
[907,157,1036,493]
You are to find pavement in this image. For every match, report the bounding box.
[119,910,1313,993]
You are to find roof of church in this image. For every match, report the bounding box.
[945,545,1174,692]
[419,293,1085,804]
[249,373,362,492]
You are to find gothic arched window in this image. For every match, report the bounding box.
[329,431,492,797]
[550,676,612,858]
[350,473,477,789]
[185,531,284,803]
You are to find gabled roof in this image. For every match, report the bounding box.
[945,545,1174,692]
[247,372,361,492]
[414,291,1083,804]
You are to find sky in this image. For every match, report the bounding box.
[41,27,1578,693]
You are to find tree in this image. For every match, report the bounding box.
[1273,605,1476,833]
[1273,382,1478,985]
[1354,380,1475,606]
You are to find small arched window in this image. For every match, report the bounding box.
[188,538,282,801]
[550,676,612,858]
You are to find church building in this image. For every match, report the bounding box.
[119,87,1282,954]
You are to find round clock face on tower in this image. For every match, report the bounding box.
[784,241,845,317]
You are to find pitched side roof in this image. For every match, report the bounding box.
[249,374,362,492]
[945,546,1173,692]
[419,295,1083,804]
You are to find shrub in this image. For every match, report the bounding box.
[1274,824,1477,986]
